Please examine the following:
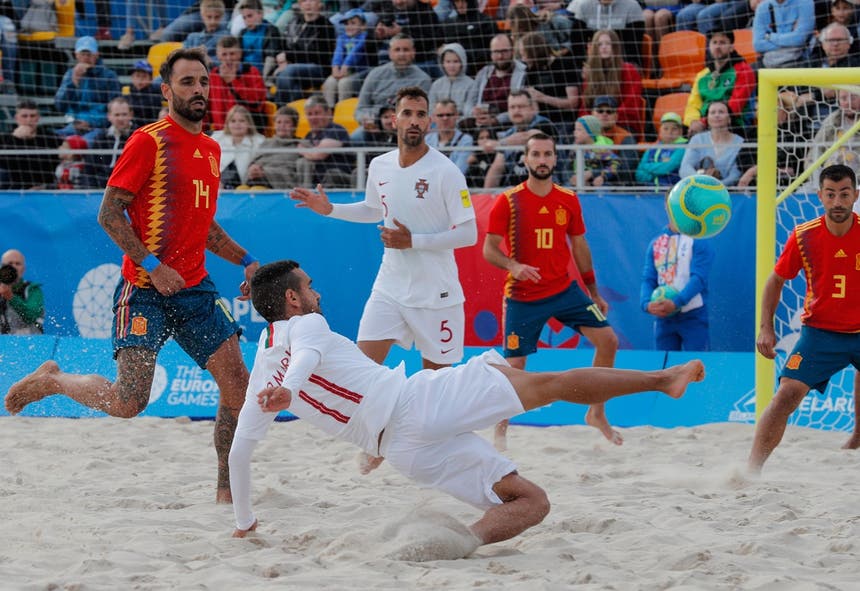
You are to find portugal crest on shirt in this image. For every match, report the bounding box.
[414,178,429,199]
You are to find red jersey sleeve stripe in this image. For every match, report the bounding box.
[307,374,363,403]
[298,390,351,423]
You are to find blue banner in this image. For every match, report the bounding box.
[0,189,757,351]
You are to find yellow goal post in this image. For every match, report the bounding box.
[755,67,860,419]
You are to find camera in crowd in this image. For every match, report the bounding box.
[0,263,18,285]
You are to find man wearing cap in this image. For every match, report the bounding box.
[54,36,122,138]
[684,29,755,137]
[592,95,637,183]
[127,60,163,126]
[635,112,687,188]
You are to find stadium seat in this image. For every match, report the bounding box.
[18,0,75,42]
[333,97,359,135]
[652,92,690,131]
[288,98,310,138]
[733,28,758,65]
[147,42,183,75]
[263,100,277,137]
[642,31,706,91]
[641,33,654,79]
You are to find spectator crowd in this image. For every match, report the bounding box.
[0,0,856,190]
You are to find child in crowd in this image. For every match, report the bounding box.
[635,112,688,189]
[237,0,282,85]
[428,42,477,117]
[568,115,619,187]
[127,61,163,126]
[183,0,231,67]
[465,126,497,187]
[55,135,88,190]
[321,8,369,108]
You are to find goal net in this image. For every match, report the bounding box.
[755,67,860,431]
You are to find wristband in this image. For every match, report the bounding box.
[581,269,596,285]
[240,253,259,267]
[141,253,160,273]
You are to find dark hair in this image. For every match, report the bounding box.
[820,163,857,188]
[250,260,303,323]
[160,46,209,83]
[276,105,299,126]
[217,35,241,49]
[709,29,734,43]
[395,86,429,110]
[525,131,556,154]
[238,0,263,10]
[16,98,38,112]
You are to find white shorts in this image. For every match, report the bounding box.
[234,390,279,441]
[357,290,464,365]
[379,350,525,510]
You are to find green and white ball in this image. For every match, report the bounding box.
[651,285,680,315]
[667,174,732,239]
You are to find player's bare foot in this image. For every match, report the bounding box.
[662,359,705,399]
[232,519,258,538]
[5,360,61,414]
[358,452,385,475]
[494,419,508,451]
[216,487,233,504]
[841,433,860,450]
[585,406,623,445]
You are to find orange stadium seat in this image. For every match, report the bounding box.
[333,97,359,135]
[733,28,759,65]
[641,33,654,80]
[652,92,690,131]
[642,31,706,91]
[263,100,277,137]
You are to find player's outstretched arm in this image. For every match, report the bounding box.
[290,183,334,215]
[259,386,292,412]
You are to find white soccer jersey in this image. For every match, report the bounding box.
[245,313,406,454]
[365,147,476,309]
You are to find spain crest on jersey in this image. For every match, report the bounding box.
[555,208,568,226]
[209,154,220,178]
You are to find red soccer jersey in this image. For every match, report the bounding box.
[774,214,860,332]
[108,116,222,288]
[487,182,586,301]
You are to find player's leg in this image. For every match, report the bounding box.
[494,356,526,451]
[174,278,248,502]
[580,324,621,445]
[408,303,464,369]
[496,296,544,451]
[356,291,406,364]
[841,370,860,450]
[206,335,249,503]
[470,472,550,545]
[492,359,704,412]
[747,378,810,472]
[5,347,157,417]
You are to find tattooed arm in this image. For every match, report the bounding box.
[207,220,260,299]
[97,186,186,295]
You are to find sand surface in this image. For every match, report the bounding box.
[3,417,859,590]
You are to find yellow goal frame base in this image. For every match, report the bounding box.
[755,67,860,419]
